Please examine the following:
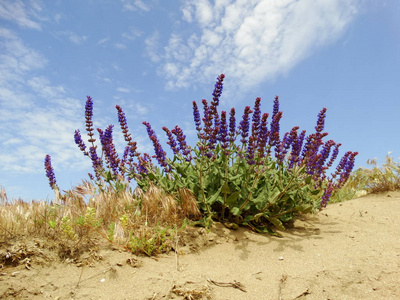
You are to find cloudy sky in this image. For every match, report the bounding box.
[0,0,399,201]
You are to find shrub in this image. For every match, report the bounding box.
[352,153,400,194]
[45,74,358,234]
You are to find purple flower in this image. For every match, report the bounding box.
[288,127,302,168]
[143,121,170,172]
[210,74,224,130]
[201,99,212,138]
[98,125,120,176]
[336,151,358,187]
[219,111,229,153]
[314,140,336,181]
[228,108,236,143]
[246,135,256,165]
[85,96,96,145]
[321,182,334,207]
[269,111,282,147]
[136,153,151,174]
[89,146,103,180]
[275,132,292,163]
[272,95,279,119]
[315,108,327,135]
[163,126,179,155]
[74,129,88,156]
[211,74,225,109]
[256,112,269,158]
[44,155,57,189]
[192,101,202,132]
[326,143,341,169]
[238,106,253,144]
[251,97,262,141]
[172,125,192,160]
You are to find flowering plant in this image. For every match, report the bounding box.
[45,74,357,233]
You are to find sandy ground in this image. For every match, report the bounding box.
[1,191,399,300]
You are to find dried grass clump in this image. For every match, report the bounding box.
[329,153,400,202]
[0,181,201,256]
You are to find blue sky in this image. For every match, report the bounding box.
[0,0,399,201]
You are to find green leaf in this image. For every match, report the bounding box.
[221,182,230,194]
[269,187,281,203]
[207,187,222,205]
[268,217,286,231]
[105,170,113,182]
[295,205,313,214]
[148,172,156,181]
[305,176,312,185]
[230,207,241,216]
[311,189,320,195]
[225,192,240,207]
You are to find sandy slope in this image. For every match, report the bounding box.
[1,191,399,300]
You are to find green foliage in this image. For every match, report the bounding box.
[138,143,323,233]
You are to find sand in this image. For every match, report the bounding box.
[1,191,399,299]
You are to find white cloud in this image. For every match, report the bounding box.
[114,43,127,49]
[97,37,110,45]
[27,76,66,98]
[122,27,143,40]
[117,87,131,93]
[122,0,150,12]
[144,31,161,63]
[158,0,359,93]
[0,0,42,30]
[135,103,148,115]
[0,28,47,86]
[0,27,86,175]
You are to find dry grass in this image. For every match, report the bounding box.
[330,153,400,203]
[0,181,201,256]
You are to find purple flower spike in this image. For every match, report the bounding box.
[326,143,341,168]
[272,95,279,119]
[251,97,262,140]
[211,74,225,109]
[201,99,213,138]
[228,108,236,143]
[315,108,327,135]
[171,125,192,160]
[210,74,224,129]
[269,111,282,147]
[115,105,138,165]
[321,182,334,207]
[192,101,202,132]
[163,126,179,155]
[336,151,358,187]
[99,125,120,176]
[238,106,253,144]
[246,135,256,165]
[257,112,269,158]
[74,129,88,156]
[89,147,103,180]
[85,96,96,145]
[219,111,229,153]
[143,121,170,172]
[44,155,57,189]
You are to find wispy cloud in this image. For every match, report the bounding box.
[144,31,161,63]
[0,27,85,174]
[121,0,151,12]
[114,42,127,49]
[0,0,42,30]
[57,31,88,44]
[117,87,131,93]
[122,27,143,40]
[157,0,359,92]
